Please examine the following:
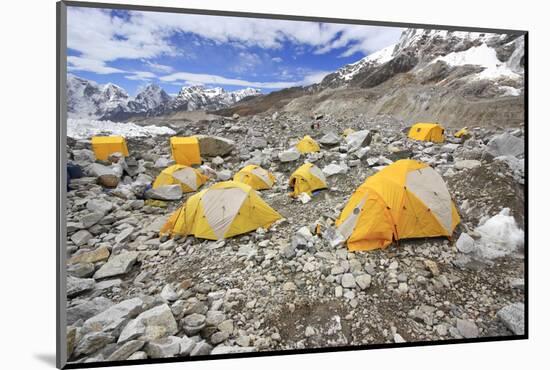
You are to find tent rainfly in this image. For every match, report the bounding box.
[153,164,208,193]
[295,135,320,153]
[408,123,445,143]
[233,165,275,190]
[170,137,202,166]
[335,159,460,251]
[289,163,327,197]
[91,136,129,161]
[160,181,282,240]
[454,127,469,138]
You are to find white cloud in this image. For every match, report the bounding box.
[271,57,283,63]
[231,52,262,74]
[143,60,174,73]
[160,70,331,89]
[125,71,157,81]
[67,7,403,74]
[67,56,124,74]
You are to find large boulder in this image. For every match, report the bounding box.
[118,304,178,343]
[319,131,340,146]
[67,297,114,325]
[345,130,372,152]
[83,297,144,334]
[69,246,110,265]
[146,185,183,201]
[486,132,524,158]
[93,252,139,279]
[278,149,300,162]
[196,135,235,157]
[107,340,145,361]
[497,302,524,335]
[67,276,95,297]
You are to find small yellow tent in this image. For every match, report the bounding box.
[454,127,469,138]
[296,135,320,153]
[170,137,202,166]
[91,136,129,161]
[335,159,460,251]
[160,181,282,240]
[408,123,445,143]
[153,164,208,193]
[342,128,355,137]
[289,163,327,197]
[234,165,275,190]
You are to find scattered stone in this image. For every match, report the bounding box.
[341,273,356,288]
[182,313,206,336]
[107,340,145,361]
[146,185,183,201]
[497,303,524,335]
[93,252,139,279]
[190,340,212,356]
[71,230,92,246]
[456,233,475,254]
[197,135,235,156]
[67,276,95,297]
[355,274,372,290]
[118,304,178,343]
[69,246,110,265]
[456,319,479,338]
[455,160,482,170]
[278,149,300,162]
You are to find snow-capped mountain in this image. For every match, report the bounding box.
[319,29,524,97]
[67,74,262,120]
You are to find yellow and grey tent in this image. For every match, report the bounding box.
[233,165,275,190]
[170,137,202,166]
[91,136,129,161]
[454,127,469,138]
[160,181,282,240]
[335,159,460,251]
[153,164,208,193]
[295,135,320,153]
[342,128,355,137]
[289,163,327,197]
[408,123,445,143]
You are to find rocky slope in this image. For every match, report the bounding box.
[67,74,261,121]
[218,29,525,127]
[65,110,525,364]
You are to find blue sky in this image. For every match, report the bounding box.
[67,7,403,96]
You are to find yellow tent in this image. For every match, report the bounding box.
[335,159,460,251]
[408,123,445,143]
[170,137,201,166]
[454,127,469,138]
[153,164,208,193]
[234,165,275,190]
[295,135,320,153]
[289,163,327,197]
[91,136,129,161]
[342,128,355,137]
[160,181,282,240]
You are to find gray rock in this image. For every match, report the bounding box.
[182,313,206,336]
[497,303,524,335]
[73,149,96,164]
[71,230,92,246]
[212,156,224,165]
[69,246,110,265]
[145,336,182,358]
[81,212,104,228]
[74,332,115,357]
[127,351,148,360]
[487,132,524,158]
[115,226,135,244]
[197,135,235,156]
[160,284,178,302]
[190,341,212,356]
[67,263,95,278]
[236,335,251,347]
[88,163,117,177]
[346,130,372,151]
[322,163,348,177]
[107,340,145,361]
[319,131,340,146]
[118,303,178,343]
[67,276,95,297]
[341,273,356,288]
[455,160,482,170]
[355,274,372,290]
[211,345,256,355]
[179,336,196,356]
[456,319,479,338]
[154,157,175,168]
[278,149,300,162]
[211,331,229,344]
[83,297,144,334]
[216,170,232,181]
[93,252,139,279]
[87,199,113,214]
[205,311,226,327]
[251,137,268,149]
[456,233,475,254]
[146,185,182,201]
[67,297,114,325]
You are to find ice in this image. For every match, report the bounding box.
[473,208,524,260]
[67,118,176,139]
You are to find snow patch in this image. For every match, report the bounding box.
[338,44,396,81]
[432,43,521,80]
[67,118,176,139]
[473,208,524,260]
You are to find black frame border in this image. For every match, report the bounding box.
[56,1,528,369]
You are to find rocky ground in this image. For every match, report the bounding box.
[64,112,525,364]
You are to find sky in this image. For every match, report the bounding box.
[67,6,404,96]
